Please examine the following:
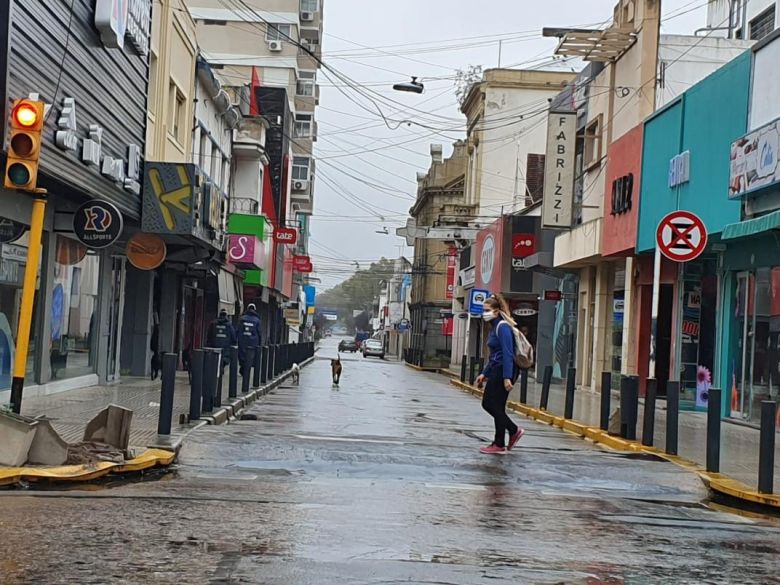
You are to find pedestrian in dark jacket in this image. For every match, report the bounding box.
[207,309,237,371]
[238,303,262,375]
[475,294,524,454]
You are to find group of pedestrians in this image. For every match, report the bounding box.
[205,304,262,374]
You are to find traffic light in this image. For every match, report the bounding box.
[4,99,44,192]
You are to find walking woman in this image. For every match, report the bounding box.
[475,294,524,454]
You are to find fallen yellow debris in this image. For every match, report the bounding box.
[0,448,176,487]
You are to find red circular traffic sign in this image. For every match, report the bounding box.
[656,210,708,262]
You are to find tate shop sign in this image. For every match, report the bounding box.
[273,227,298,245]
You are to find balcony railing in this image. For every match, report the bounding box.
[230,197,260,215]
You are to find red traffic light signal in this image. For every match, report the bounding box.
[5,99,44,192]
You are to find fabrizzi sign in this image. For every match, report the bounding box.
[542,111,577,229]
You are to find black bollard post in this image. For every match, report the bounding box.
[228,345,238,399]
[758,401,777,494]
[253,345,262,389]
[520,369,528,404]
[626,376,639,440]
[460,355,467,382]
[260,345,268,384]
[564,367,576,419]
[157,353,177,435]
[600,371,611,431]
[642,378,657,447]
[666,381,680,456]
[468,357,477,385]
[540,365,552,410]
[706,388,722,473]
[242,347,254,394]
[203,350,219,413]
[189,349,205,422]
[214,349,223,409]
[268,345,276,380]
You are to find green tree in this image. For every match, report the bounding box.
[316,258,396,314]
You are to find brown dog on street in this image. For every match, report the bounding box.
[331,358,342,385]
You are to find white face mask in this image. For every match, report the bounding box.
[482,310,498,322]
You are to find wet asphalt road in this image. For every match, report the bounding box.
[1,338,779,585]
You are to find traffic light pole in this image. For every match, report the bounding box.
[10,193,46,413]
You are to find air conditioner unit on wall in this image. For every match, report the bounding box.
[268,40,283,52]
[300,11,314,22]
[293,180,309,191]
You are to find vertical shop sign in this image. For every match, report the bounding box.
[542,111,576,228]
[446,246,457,299]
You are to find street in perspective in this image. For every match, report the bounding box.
[2,0,780,584]
[1,338,779,584]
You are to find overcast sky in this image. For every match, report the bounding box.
[309,0,710,291]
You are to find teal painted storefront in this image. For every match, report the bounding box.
[636,51,752,416]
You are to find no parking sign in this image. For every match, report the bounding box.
[656,211,708,262]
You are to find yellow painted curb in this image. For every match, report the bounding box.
[0,448,176,487]
[448,379,780,510]
[404,362,440,373]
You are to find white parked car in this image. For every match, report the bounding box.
[362,339,385,359]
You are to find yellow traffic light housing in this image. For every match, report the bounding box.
[4,99,44,192]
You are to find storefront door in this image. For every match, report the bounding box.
[105,257,126,382]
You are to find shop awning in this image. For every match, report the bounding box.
[722,209,780,241]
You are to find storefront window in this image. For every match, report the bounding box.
[733,267,780,422]
[50,236,100,381]
[680,258,718,411]
[0,231,39,391]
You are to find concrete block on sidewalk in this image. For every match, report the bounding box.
[84,404,133,452]
[0,411,39,466]
[27,418,68,465]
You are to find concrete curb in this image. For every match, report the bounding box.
[0,355,318,488]
[404,362,441,373]
[448,378,780,511]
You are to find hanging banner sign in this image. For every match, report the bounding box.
[542,111,577,228]
[73,200,124,249]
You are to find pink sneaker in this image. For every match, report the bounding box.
[479,444,506,454]
[507,428,525,451]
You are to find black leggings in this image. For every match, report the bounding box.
[482,373,518,447]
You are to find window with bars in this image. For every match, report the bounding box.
[294,114,313,138]
[293,156,311,181]
[750,6,775,41]
[296,71,316,96]
[266,23,292,42]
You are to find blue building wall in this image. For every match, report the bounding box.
[637,51,751,253]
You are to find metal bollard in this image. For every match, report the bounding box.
[460,355,467,382]
[268,345,276,380]
[666,381,680,456]
[157,353,177,435]
[600,371,611,431]
[564,367,576,419]
[540,365,552,410]
[642,378,657,447]
[228,345,238,399]
[519,369,528,404]
[242,347,254,394]
[203,350,219,413]
[189,349,205,422]
[468,357,477,385]
[620,375,639,441]
[213,349,223,408]
[758,401,777,494]
[260,345,268,384]
[706,388,722,473]
[253,345,262,389]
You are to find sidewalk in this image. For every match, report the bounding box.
[507,375,780,492]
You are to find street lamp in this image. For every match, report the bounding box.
[393,77,424,94]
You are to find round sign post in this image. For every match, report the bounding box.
[73,199,124,249]
[649,210,708,382]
